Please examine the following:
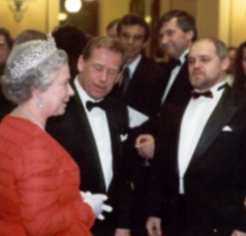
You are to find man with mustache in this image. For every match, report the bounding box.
[141,38,246,236]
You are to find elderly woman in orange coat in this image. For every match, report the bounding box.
[0,37,110,236]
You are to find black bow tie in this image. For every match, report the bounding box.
[191,83,228,99]
[191,90,213,99]
[86,100,107,111]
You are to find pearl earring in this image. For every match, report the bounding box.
[36,98,44,109]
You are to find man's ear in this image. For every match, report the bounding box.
[77,55,85,73]
[221,56,230,72]
[186,30,194,42]
[143,38,149,49]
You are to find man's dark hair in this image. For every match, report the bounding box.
[83,36,125,70]
[106,18,120,32]
[52,25,89,59]
[158,9,197,41]
[117,14,150,42]
[52,25,89,77]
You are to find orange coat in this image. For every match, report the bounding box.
[0,115,95,236]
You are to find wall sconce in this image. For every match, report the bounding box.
[8,0,30,22]
[64,0,82,13]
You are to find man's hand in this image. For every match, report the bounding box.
[146,216,162,236]
[115,228,131,236]
[135,134,155,160]
[80,191,113,220]
[231,230,246,236]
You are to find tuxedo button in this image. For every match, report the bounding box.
[213,228,218,233]
[130,182,135,191]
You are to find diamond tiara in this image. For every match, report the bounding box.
[6,35,59,79]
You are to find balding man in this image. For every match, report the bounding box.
[145,38,246,236]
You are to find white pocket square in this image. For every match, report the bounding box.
[222,125,233,132]
[120,134,128,141]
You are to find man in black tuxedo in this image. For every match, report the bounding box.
[114,14,164,116]
[136,10,197,142]
[111,14,165,236]
[129,12,197,234]
[158,10,196,108]
[47,37,132,236]
[140,38,246,236]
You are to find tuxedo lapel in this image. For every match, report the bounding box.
[125,57,144,95]
[163,61,192,106]
[73,93,97,154]
[103,99,126,190]
[191,87,238,162]
[106,109,120,173]
[73,90,106,191]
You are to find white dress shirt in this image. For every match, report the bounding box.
[178,81,226,194]
[74,77,113,190]
[127,54,142,79]
[161,49,189,104]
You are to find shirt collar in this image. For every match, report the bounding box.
[127,54,142,78]
[193,79,228,96]
[74,76,102,108]
[179,48,189,64]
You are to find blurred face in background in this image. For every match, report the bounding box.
[118,24,146,63]
[0,35,10,65]
[159,17,193,59]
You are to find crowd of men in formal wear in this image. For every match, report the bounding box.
[1,8,246,236]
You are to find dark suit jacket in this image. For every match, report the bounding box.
[148,86,246,236]
[160,59,192,108]
[135,59,192,137]
[111,56,164,116]
[47,90,133,233]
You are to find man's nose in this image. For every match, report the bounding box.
[193,60,202,68]
[160,34,169,46]
[100,70,108,82]
[127,37,135,45]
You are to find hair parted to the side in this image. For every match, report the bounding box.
[159,9,197,41]
[117,14,150,42]
[82,36,126,68]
